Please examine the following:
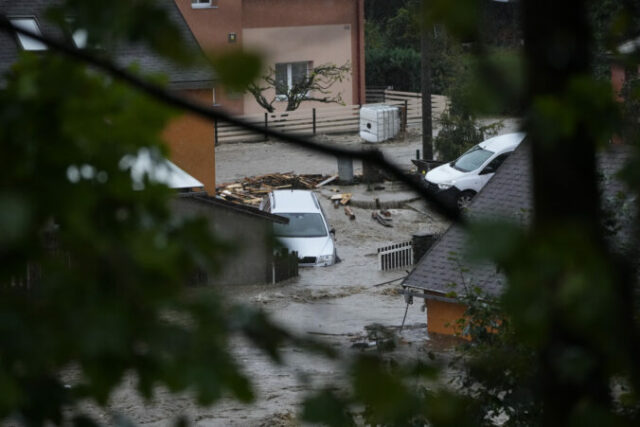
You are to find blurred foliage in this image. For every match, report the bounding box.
[453,287,542,426]
[47,0,199,65]
[209,50,263,93]
[0,53,256,424]
[2,0,640,426]
[433,110,503,161]
[0,2,296,425]
[364,0,521,97]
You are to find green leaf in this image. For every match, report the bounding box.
[210,50,263,92]
[302,389,353,427]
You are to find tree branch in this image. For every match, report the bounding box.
[0,15,462,223]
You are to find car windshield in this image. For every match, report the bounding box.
[451,145,495,172]
[274,213,328,238]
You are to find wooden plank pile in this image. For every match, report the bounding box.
[216,172,332,206]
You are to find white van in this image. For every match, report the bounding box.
[261,190,336,267]
[425,132,526,209]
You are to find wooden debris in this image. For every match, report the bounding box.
[215,173,332,206]
[344,206,356,220]
[340,193,352,205]
[372,210,393,227]
[315,175,338,188]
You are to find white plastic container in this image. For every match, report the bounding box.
[359,104,400,143]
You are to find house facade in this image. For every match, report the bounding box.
[1,0,218,195]
[174,0,366,115]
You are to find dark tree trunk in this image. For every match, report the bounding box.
[522,0,609,423]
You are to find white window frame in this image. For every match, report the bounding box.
[10,17,48,51]
[191,0,217,9]
[275,61,311,101]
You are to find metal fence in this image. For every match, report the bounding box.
[377,241,414,271]
[215,90,449,144]
[270,249,299,283]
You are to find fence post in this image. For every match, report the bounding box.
[264,112,268,141]
[312,108,316,135]
[402,99,408,137]
[214,119,219,146]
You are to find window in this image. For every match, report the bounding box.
[273,213,328,238]
[451,145,495,172]
[480,152,511,175]
[11,18,47,51]
[275,61,311,98]
[191,0,217,9]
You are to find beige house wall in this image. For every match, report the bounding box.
[242,24,353,115]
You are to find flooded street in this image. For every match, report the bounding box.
[99,123,517,425]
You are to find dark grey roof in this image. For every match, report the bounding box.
[0,0,213,88]
[403,142,634,299]
[177,193,289,224]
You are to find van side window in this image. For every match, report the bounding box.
[481,152,511,175]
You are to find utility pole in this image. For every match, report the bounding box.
[420,16,433,160]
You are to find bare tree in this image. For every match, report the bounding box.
[248,62,351,112]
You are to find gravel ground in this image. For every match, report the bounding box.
[87,120,520,426]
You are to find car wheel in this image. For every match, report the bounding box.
[456,191,475,210]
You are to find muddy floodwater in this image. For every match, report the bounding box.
[89,122,518,425]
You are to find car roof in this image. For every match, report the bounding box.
[478,132,526,153]
[271,190,320,213]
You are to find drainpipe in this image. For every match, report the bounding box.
[355,0,363,105]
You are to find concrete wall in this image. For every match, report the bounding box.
[174,0,365,114]
[426,299,467,336]
[170,197,274,286]
[163,89,216,194]
[242,24,353,114]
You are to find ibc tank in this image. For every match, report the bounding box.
[359,104,400,143]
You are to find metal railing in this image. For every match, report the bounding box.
[215,90,449,144]
[378,241,414,271]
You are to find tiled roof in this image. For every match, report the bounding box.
[403,142,634,299]
[0,0,213,88]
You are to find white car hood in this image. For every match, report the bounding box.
[425,162,465,185]
[277,236,334,259]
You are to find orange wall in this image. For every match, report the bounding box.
[611,64,627,102]
[611,63,640,101]
[426,299,468,337]
[163,89,216,194]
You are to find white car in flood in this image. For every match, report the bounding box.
[425,132,526,209]
[261,190,336,266]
